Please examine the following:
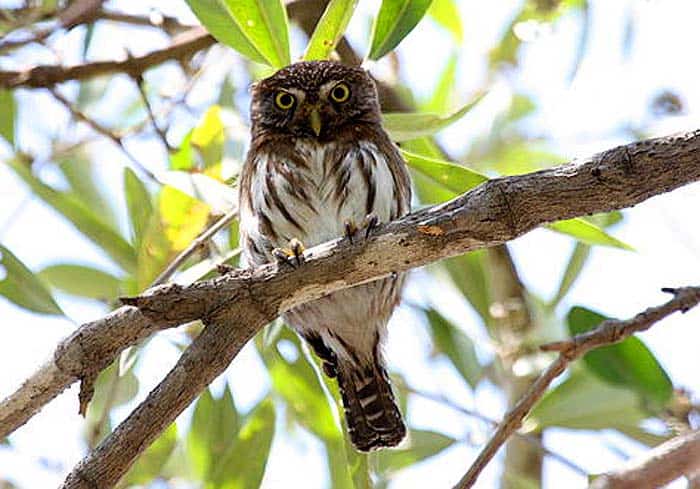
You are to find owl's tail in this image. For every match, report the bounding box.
[336,359,406,452]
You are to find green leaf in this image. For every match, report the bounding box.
[383,91,485,141]
[123,423,178,485]
[188,385,240,480]
[567,306,673,410]
[376,429,455,474]
[0,245,62,315]
[58,151,118,229]
[421,55,458,114]
[39,264,121,301]
[402,150,488,201]
[123,167,153,249]
[136,186,210,289]
[263,329,341,441]
[185,0,290,68]
[440,250,491,323]
[304,0,359,61]
[369,0,434,60]
[208,398,275,489]
[549,211,624,307]
[427,0,463,42]
[190,105,225,172]
[7,159,137,273]
[425,308,481,387]
[549,243,590,307]
[526,368,649,432]
[546,218,634,251]
[0,89,16,146]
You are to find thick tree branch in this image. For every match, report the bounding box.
[0,129,698,485]
[590,430,700,489]
[0,27,215,89]
[453,286,700,489]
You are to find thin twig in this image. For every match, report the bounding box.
[0,28,215,89]
[132,73,174,153]
[453,286,700,489]
[150,208,239,286]
[48,87,161,184]
[408,388,589,476]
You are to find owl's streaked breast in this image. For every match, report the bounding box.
[240,139,401,262]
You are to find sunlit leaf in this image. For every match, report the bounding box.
[546,218,633,251]
[185,0,290,68]
[7,159,137,273]
[567,306,673,410]
[376,429,455,474]
[402,150,487,203]
[526,368,648,432]
[39,264,121,301]
[369,0,434,60]
[383,91,485,141]
[123,423,177,485]
[159,171,236,214]
[188,385,239,480]
[0,90,16,146]
[191,105,225,174]
[208,398,276,489]
[304,0,359,61]
[425,308,481,388]
[136,186,210,289]
[124,168,153,249]
[427,0,462,42]
[0,245,62,315]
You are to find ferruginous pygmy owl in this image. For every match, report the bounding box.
[239,60,412,451]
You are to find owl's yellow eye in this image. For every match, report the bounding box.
[330,83,350,103]
[275,91,295,110]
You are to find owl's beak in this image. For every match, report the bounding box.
[309,108,322,137]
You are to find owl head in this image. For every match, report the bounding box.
[250,61,381,141]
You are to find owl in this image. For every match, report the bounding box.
[239,60,412,451]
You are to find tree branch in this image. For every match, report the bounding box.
[453,286,700,489]
[590,430,700,489]
[0,27,215,89]
[0,129,698,485]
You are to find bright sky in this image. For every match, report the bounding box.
[1,0,699,488]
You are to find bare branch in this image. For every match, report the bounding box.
[453,286,700,489]
[590,430,700,489]
[0,129,697,485]
[48,87,161,184]
[0,28,215,89]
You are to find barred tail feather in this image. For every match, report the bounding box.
[336,360,406,452]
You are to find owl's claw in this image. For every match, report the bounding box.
[362,213,380,239]
[272,238,306,267]
[344,214,380,244]
[344,219,358,244]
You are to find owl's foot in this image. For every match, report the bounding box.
[344,213,380,244]
[272,238,305,267]
[216,263,236,275]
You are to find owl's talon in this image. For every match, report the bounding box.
[362,213,380,239]
[273,239,306,267]
[289,238,305,266]
[344,219,358,244]
[216,264,235,275]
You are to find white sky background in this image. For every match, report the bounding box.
[1,0,699,488]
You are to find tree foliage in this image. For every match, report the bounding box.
[0,1,695,488]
